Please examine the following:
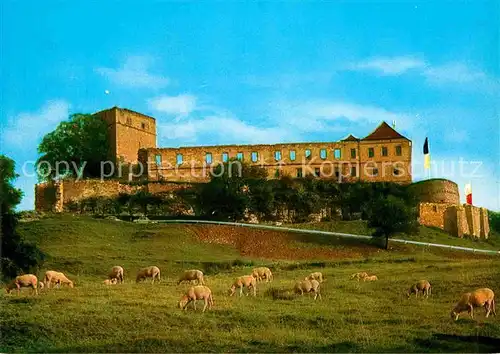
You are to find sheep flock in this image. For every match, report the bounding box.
[4,265,497,321]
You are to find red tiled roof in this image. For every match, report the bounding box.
[362,122,409,141]
[342,134,360,141]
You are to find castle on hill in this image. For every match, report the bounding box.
[94,106,412,183]
[35,106,489,239]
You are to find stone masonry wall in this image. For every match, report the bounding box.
[35,182,62,212]
[419,202,489,238]
[465,204,482,238]
[412,179,460,205]
[94,107,157,166]
[144,137,412,184]
[35,179,192,212]
[419,202,449,229]
[480,208,490,238]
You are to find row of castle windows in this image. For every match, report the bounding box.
[154,145,402,166]
[153,156,401,179]
[250,166,401,179]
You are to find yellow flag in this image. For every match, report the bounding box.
[423,138,430,169]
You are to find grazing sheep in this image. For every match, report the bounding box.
[305,272,324,283]
[103,278,118,285]
[451,288,496,321]
[136,266,161,284]
[350,272,369,281]
[229,275,257,297]
[178,269,205,285]
[363,275,378,282]
[407,280,432,299]
[38,281,45,290]
[5,274,38,295]
[252,267,273,283]
[43,271,74,289]
[294,279,321,300]
[178,285,214,312]
[108,266,124,284]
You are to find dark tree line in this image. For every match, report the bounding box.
[1,155,45,280]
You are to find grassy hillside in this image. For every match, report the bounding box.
[1,216,499,352]
[287,221,500,251]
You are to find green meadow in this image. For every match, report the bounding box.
[1,216,499,352]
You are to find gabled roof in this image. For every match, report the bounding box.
[362,121,409,141]
[342,134,360,142]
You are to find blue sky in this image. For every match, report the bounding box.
[1,1,499,211]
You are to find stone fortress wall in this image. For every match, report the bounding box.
[35,179,191,213]
[34,107,490,239]
[414,179,489,238]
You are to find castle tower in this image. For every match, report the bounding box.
[93,106,157,167]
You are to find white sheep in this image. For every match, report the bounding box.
[103,278,118,285]
[229,275,257,297]
[294,279,321,300]
[43,270,74,289]
[305,271,324,283]
[363,275,378,282]
[451,288,496,321]
[178,285,214,312]
[109,266,124,284]
[251,267,273,283]
[5,274,38,295]
[136,266,161,284]
[407,280,431,298]
[350,272,369,281]
[38,281,45,290]
[178,269,205,285]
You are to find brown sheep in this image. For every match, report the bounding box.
[305,272,324,283]
[136,266,161,284]
[350,272,369,281]
[109,266,124,284]
[251,267,273,283]
[229,275,257,297]
[5,274,38,295]
[103,278,118,285]
[407,280,432,298]
[294,279,321,300]
[43,271,74,289]
[178,269,205,285]
[178,285,214,312]
[451,288,496,321]
[363,275,378,282]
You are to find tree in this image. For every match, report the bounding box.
[130,191,163,215]
[489,211,500,235]
[1,155,45,279]
[366,195,418,249]
[37,113,109,180]
[197,160,267,220]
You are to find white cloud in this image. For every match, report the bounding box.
[148,94,197,116]
[271,100,413,134]
[96,55,169,89]
[422,62,487,85]
[350,56,497,90]
[2,100,70,148]
[349,56,426,75]
[158,114,295,146]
